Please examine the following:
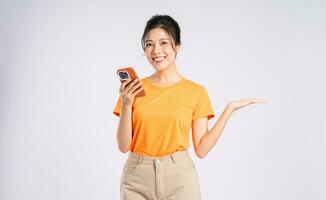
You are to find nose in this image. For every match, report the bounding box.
[152,43,162,55]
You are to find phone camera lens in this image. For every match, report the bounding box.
[118,71,129,80]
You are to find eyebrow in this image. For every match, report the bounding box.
[145,38,170,43]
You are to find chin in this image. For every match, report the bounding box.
[151,62,171,71]
[153,65,168,72]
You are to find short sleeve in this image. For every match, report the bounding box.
[113,95,122,117]
[192,86,215,120]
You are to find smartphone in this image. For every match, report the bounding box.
[116,66,145,98]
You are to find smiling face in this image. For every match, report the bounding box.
[144,27,180,72]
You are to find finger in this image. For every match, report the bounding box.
[243,98,266,103]
[250,99,267,103]
[121,79,132,89]
[129,82,143,94]
[254,98,266,102]
[127,79,142,93]
[122,80,138,95]
[125,78,139,92]
[131,86,144,98]
[120,79,132,92]
[132,85,144,94]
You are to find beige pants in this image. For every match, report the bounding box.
[120,150,201,200]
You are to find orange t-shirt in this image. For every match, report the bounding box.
[113,77,215,157]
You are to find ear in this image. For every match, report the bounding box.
[176,45,181,53]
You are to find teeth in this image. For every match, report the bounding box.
[153,56,166,62]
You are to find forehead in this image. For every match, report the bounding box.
[145,27,171,42]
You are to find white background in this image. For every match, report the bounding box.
[1,0,325,199]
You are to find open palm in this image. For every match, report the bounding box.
[228,98,267,111]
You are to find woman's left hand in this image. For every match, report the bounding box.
[227,98,267,112]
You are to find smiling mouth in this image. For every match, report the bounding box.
[152,56,166,63]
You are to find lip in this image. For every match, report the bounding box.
[152,56,166,59]
[152,56,166,63]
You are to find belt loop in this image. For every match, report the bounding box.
[137,155,142,165]
[170,154,176,163]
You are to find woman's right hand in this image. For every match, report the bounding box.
[119,78,143,107]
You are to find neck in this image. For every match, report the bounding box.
[151,63,182,83]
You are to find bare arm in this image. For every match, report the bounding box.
[192,98,266,158]
[116,78,143,153]
[192,104,234,158]
[116,104,133,153]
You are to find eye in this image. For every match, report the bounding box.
[162,41,169,45]
[145,43,153,47]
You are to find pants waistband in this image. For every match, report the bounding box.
[127,150,189,165]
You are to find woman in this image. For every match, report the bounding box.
[113,14,265,200]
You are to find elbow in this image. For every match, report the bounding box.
[118,145,130,153]
[116,132,131,153]
[195,150,207,159]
